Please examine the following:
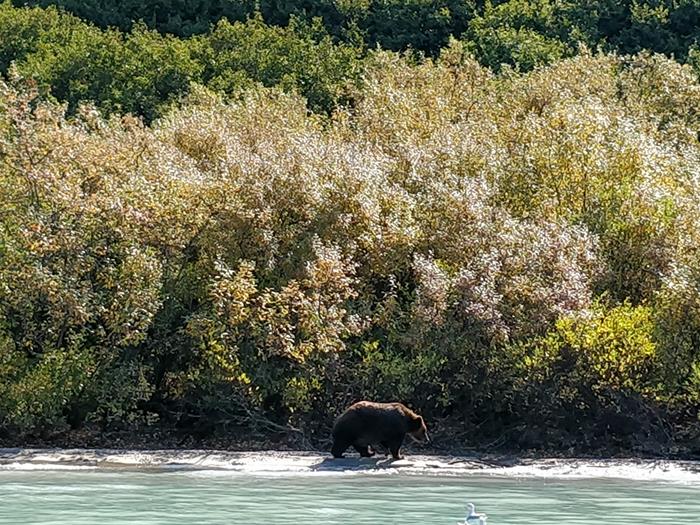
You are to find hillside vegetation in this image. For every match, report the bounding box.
[0,2,361,120]
[1,2,700,454]
[13,0,700,63]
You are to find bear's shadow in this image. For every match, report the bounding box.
[310,456,411,472]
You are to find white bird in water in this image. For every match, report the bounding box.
[457,502,487,525]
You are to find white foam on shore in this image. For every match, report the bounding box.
[1,449,699,484]
[479,459,700,483]
[0,461,97,471]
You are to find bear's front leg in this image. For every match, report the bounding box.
[388,436,405,460]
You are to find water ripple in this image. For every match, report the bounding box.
[1,450,699,525]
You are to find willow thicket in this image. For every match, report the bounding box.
[1,45,699,452]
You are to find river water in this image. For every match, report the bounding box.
[1,450,699,524]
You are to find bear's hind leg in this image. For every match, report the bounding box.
[353,444,375,457]
[331,439,350,458]
[379,441,391,457]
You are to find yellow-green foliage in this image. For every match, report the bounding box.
[523,303,657,395]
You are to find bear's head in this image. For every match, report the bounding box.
[407,415,430,443]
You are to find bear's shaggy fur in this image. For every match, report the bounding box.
[331,401,429,459]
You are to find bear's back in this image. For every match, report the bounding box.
[333,401,411,438]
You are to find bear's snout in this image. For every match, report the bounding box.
[410,428,430,443]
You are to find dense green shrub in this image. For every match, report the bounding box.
[465,0,572,70]
[14,0,473,54]
[196,16,361,113]
[0,346,94,433]
[0,3,361,120]
[0,3,202,120]
[351,0,473,54]
[465,0,700,69]
[12,0,256,35]
[4,1,700,128]
[15,0,700,69]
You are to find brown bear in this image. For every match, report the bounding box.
[331,401,430,460]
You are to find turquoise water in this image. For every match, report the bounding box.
[1,451,699,524]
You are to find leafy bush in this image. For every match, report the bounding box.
[196,16,361,113]
[507,302,663,447]
[465,0,572,70]
[18,0,700,65]
[0,3,201,120]
[2,46,700,450]
[522,303,657,395]
[14,0,473,54]
[653,263,700,405]
[12,0,256,36]
[0,3,361,120]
